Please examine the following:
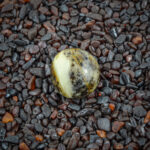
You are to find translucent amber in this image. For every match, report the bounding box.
[51,48,100,98]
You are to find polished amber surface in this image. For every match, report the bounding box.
[51,48,100,98]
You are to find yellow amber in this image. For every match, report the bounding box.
[51,48,100,98]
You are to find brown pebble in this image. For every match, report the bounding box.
[56,128,65,136]
[39,6,50,15]
[96,130,107,138]
[144,111,150,124]
[72,126,79,133]
[114,143,124,150]
[109,103,115,112]
[35,99,42,106]
[19,142,30,150]
[51,6,58,16]
[2,112,14,123]
[86,20,95,29]
[35,135,43,142]
[1,29,12,37]
[12,96,18,102]
[41,93,48,103]
[50,110,58,119]
[58,104,67,110]
[24,21,33,28]
[27,76,36,90]
[0,18,2,24]
[80,7,88,14]
[132,36,142,45]
[43,21,56,32]
[111,75,119,84]
[62,13,70,20]
[112,121,125,133]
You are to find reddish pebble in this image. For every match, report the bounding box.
[35,135,43,142]
[50,110,58,119]
[2,112,14,123]
[12,96,18,102]
[62,13,70,20]
[96,130,107,138]
[109,103,115,112]
[0,18,2,24]
[132,36,142,45]
[81,7,88,14]
[24,21,33,28]
[56,128,65,136]
[98,92,102,96]
[24,53,31,62]
[114,143,124,150]
[144,111,150,124]
[111,75,119,84]
[51,6,58,16]
[1,29,12,37]
[41,93,48,103]
[58,103,67,110]
[35,99,42,106]
[86,20,95,29]
[19,142,30,150]
[43,21,56,32]
[112,121,125,133]
[27,76,36,90]
[39,6,50,15]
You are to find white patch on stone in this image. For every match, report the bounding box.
[53,52,73,98]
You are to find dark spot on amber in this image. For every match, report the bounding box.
[70,71,75,80]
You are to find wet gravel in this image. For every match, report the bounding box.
[0,0,150,150]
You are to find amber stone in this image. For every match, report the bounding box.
[51,48,100,98]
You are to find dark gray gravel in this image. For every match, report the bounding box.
[0,0,150,149]
[97,118,111,131]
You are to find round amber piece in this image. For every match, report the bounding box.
[51,48,100,98]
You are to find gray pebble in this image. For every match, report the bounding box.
[20,109,27,121]
[115,34,126,45]
[133,106,147,117]
[30,68,45,78]
[41,104,51,118]
[60,4,68,12]
[35,123,43,132]
[97,118,111,131]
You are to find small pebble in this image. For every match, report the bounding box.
[97,118,111,131]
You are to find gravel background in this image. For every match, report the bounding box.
[0,0,150,150]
